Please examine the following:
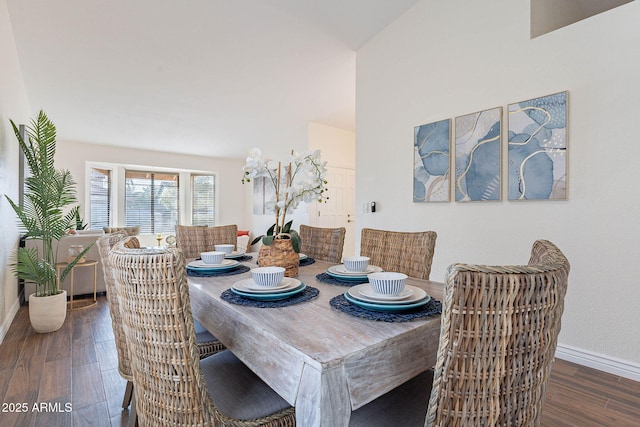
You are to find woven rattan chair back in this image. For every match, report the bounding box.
[176,225,238,258]
[97,232,136,413]
[109,243,292,426]
[426,241,570,427]
[110,244,219,426]
[360,228,437,280]
[299,224,346,263]
[96,232,131,380]
[528,239,570,270]
[207,224,238,250]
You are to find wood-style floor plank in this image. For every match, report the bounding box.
[100,368,128,419]
[4,332,48,403]
[38,358,71,402]
[0,295,638,427]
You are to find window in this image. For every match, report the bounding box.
[124,170,179,234]
[87,163,217,233]
[192,175,215,226]
[89,168,111,230]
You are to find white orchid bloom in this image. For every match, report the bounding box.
[247,147,262,159]
[244,147,328,238]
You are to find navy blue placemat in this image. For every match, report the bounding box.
[187,265,250,277]
[316,272,368,286]
[299,257,316,267]
[329,294,442,322]
[220,286,319,308]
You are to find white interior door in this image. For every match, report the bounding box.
[310,167,356,257]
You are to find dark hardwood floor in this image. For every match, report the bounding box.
[0,296,639,426]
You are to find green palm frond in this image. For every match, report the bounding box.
[11,247,58,296]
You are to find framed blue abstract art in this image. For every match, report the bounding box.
[414,119,451,202]
[454,107,502,202]
[508,91,568,200]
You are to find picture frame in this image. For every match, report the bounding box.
[454,107,502,202]
[413,118,451,202]
[507,91,568,200]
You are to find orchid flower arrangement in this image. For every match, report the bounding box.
[242,147,328,251]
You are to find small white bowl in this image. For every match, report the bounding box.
[252,266,285,287]
[215,244,234,254]
[201,251,226,264]
[343,256,370,272]
[368,272,407,295]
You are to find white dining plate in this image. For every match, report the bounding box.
[225,250,246,259]
[233,277,302,294]
[327,264,383,277]
[347,284,428,305]
[299,253,308,260]
[187,259,239,269]
[358,286,414,301]
[231,282,306,301]
[344,291,431,312]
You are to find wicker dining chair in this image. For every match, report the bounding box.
[109,243,296,427]
[360,228,437,279]
[176,224,238,258]
[96,232,133,408]
[349,239,570,427]
[299,224,346,263]
[96,235,226,414]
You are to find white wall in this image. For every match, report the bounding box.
[0,0,30,340]
[55,141,250,231]
[308,121,355,168]
[356,0,640,372]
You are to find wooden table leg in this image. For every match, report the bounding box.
[296,363,351,427]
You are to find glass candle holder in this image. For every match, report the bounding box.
[68,245,86,263]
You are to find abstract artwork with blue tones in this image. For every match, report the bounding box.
[414,119,451,202]
[455,107,502,202]
[508,91,567,200]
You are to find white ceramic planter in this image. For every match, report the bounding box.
[28,290,67,333]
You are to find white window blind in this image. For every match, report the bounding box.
[192,175,215,226]
[89,168,111,230]
[125,170,179,233]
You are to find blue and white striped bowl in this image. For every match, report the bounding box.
[251,266,285,287]
[367,272,407,295]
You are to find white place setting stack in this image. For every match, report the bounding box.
[186,251,241,273]
[326,256,383,282]
[231,266,306,301]
[215,244,246,259]
[344,272,432,312]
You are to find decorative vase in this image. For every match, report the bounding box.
[28,290,67,333]
[258,236,299,277]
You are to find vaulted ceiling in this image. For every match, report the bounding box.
[7,0,420,159]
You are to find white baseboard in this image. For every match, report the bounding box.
[0,298,21,344]
[555,344,640,382]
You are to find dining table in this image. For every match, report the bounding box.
[187,254,444,427]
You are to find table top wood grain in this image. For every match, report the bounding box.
[188,255,443,427]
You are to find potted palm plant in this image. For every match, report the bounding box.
[5,110,92,333]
